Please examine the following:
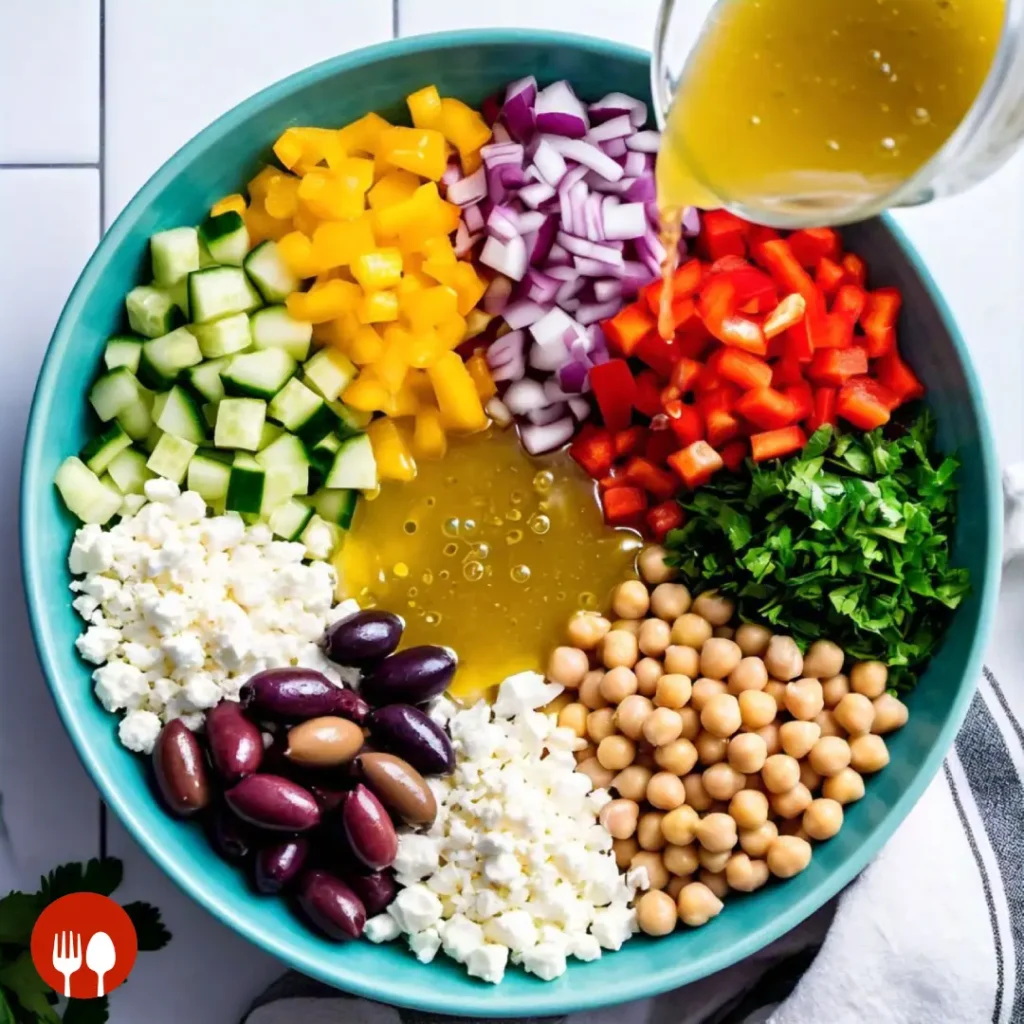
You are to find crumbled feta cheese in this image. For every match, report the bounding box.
[388,884,443,934]
[441,915,485,964]
[407,927,442,964]
[521,942,568,981]
[466,944,510,985]
[117,709,162,753]
[364,914,402,944]
[591,906,638,951]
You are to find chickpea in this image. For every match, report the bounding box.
[767,835,812,879]
[558,702,589,738]
[739,690,777,730]
[801,639,845,680]
[543,691,575,716]
[762,754,801,794]
[851,661,888,698]
[597,735,636,771]
[779,720,821,759]
[728,657,769,695]
[799,762,822,792]
[677,881,724,927]
[728,732,768,774]
[636,620,671,660]
[725,852,770,893]
[600,666,639,704]
[739,820,779,858]
[613,836,640,870]
[770,782,812,819]
[679,706,701,740]
[729,788,770,830]
[822,674,850,708]
[635,657,664,696]
[703,762,747,801]
[735,622,773,658]
[638,545,676,585]
[698,849,731,874]
[636,889,678,936]
[647,771,687,810]
[566,612,611,651]
[599,798,640,840]
[574,743,596,764]
[699,868,730,898]
[822,766,866,805]
[654,738,699,776]
[586,707,617,743]
[756,722,782,756]
[872,694,909,735]
[672,613,713,650]
[602,630,639,670]
[631,850,670,890]
[691,677,728,712]
[804,798,844,840]
[661,804,700,846]
[785,678,825,721]
[655,673,692,709]
[644,707,685,747]
[716,626,738,641]
[615,694,654,740]
[834,692,875,736]
[547,646,589,688]
[651,583,693,622]
[808,736,852,777]
[664,644,700,678]
[663,842,700,877]
[764,635,804,681]
[613,764,653,802]
[814,710,843,738]
[579,670,609,710]
[637,811,668,851]
[765,680,788,710]
[695,730,729,765]
[700,638,744,681]
[692,590,735,626]
[666,875,687,900]
[849,733,889,773]
[577,757,615,789]
[612,579,650,620]
[701,692,743,738]
[694,812,737,853]
[683,773,713,811]
[780,817,812,839]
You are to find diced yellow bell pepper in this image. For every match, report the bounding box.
[351,249,404,291]
[461,148,484,175]
[291,207,320,239]
[273,128,307,171]
[465,308,494,340]
[343,372,391,412]
[401,285,459,332]
[368,420,417,482]
[413,406,448,460]
[373,344,408,393]
[385,324,441,369]
[248,166,284,200]
[347,325,386,364]
[407,369,436,405]
[211,193,247,217]
[450,261,488,316]
[378,126,448,182]
[386,377,421,417]
[466,352,497,401]
[264,174,301,220]
[437,314,468,350]
[312,216,376,270]
[374,183,457,242]
[420,236,458,285]
[286,279,360,323]
[245,202,291,244]
[294,127,346,170]
[278,231,320,278]
[395,274,425,303]
[357,289,399,325]
[407,85,443,130]
[367,170,420,210]
[427,352,487,433]
[438,98,492,158]
[331,312,363,348]
[298,166,367,221]
[338,112,391,156]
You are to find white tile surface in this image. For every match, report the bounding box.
[0,1,100,164]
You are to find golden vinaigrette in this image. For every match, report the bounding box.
[657,0,1005,219]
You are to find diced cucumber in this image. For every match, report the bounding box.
[146,433,197,483]
[244,240,300,302]
[55,457,123,525]
[268,498,314,542]
[325,433,377,491]
[304,348,357,402]
[202,402,219,430]
[258,421,284,450]
[80,423,133,475]
[126,285,182,338]
[315,486,359,529]
[154,385,206,444]
[309,431,342,489]
[256,433,309,495]
[89,367,143,422]
[301,514,342,559]
[119,493,148,518]
[328,399,373,437]
[142,425,164,454]
[222,349,296,400]
[187,453,231,504]
[251,306,313,361]
[188,266,262,324]
[199,211,250,266]
[225,454,265,514]
[165,277,190,317]
[260,465,295,516]
[151,226,200,286]
[196,446,234,465]
[107,447,153,494]
[214,397,266,451]
[139,326,202,388]
[267,377,334,443]
[103,335,144,374]
[191,311,252,359]
[116,394,155,441]
[185,358,229,403]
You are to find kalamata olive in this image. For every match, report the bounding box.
[309,784,349,814]
[205,701,263,782]
[205,802,256,863]
[324,610,404,667]
[254,839,309,895]
[153,720,210,817]
[296,870,366,941]
[362,646,457,706]
[366,704,455,776]
[352,752,437,827]
[344,870,397,916]
[284,716,364,768]
[225,774,321,832]
[240,669,369,724]
[342,784,398,870]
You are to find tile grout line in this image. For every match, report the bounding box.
[0,162,99,170]
[98,0,108,863]
[392,0,399,38]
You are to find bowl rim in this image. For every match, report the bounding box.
[21,27,1003,1017]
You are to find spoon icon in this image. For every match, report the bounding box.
[85,931,116,997]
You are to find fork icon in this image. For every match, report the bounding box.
[52,931,82,997]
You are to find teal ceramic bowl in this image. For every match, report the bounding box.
[22,29,1002,1018]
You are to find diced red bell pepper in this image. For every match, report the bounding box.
[598,470,624,492]
[697,275,737,325]
[635,331,680,378]
[708,255,751,275]
[837,376,898,430]
[705,407,743,448]
[569,425,615,479]
[614,426,647,459]
[833,283,868,324]
[698,383,740,416]
[719,348,772,390]
[633,371,664,418]
[694,363,725,394]
[590,358,637,433]
[806,387,838,433]
[747,225,781,254]
[772,359,806,387]
[735,386,800,431]
[861,287,902,359]
[602,485,648,525]
[624,456,679,502]
[808,347,868,386]
[645,426,679,466]
[750,425,808,463]
[842,253,867,287]
[699,210,749,261]
[668,440,725,489]
[788,228,841,269]
[670,357,704,395]
[815,257,847,299]
[756,239,819,307]
[712,314,768,356]
[783,381,814,422]
[875,348,925,404]
[811,312,854,350]
[719,439,748,472]
[643,259,704,318]
[664,399,705,447]
[784,315,816,363]
[716,265,779,313]
[646,500,685,541]
[603,301,654,356]
[763,294,807,340]
[676,320,714,359]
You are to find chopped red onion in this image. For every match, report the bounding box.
[491,352,526,382]
[555,232,624,268]
[587,174,637,195]
[441,161,463,187]
[447,167,487,206]
[504,378,549,415]
[625,130,661,153]
[576,299,623,325]
[527,402,569,426]
[593,278,623,303]
[625,176,656,203]
[583,194,605,242]
[531,139,568,188]
[520,416,576,455]
[485,396,514,427]
[480,234,527,281]
[622,151,648,178]
[586,114,634,143]
[525,217,556,264]
[502,76,538,142]
[486,329,526,369]
[524,268,561,305]
[600,138,629,159]
[534,81,589,139]
[517,210,547,235]
[487,205,521,243]
[573,255,619,277]
[519,182,555,209]
[569,396,592,421]
[503,298,548,329]
[547,243,571,266]
[491,123,512,145]
[481,141,525,168]
[588,92,648,128]
[541,136,624,182]
[454,222,481,257]
[464,203,485,233]
[530,307,577,349]
[682,206,702,236]
[603,202,647,241]
[555,276,584,305]
[558,360,589,393]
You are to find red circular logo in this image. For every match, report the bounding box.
[30,893,138,1000]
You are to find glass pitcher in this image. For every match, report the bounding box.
[652,0,1024,227]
